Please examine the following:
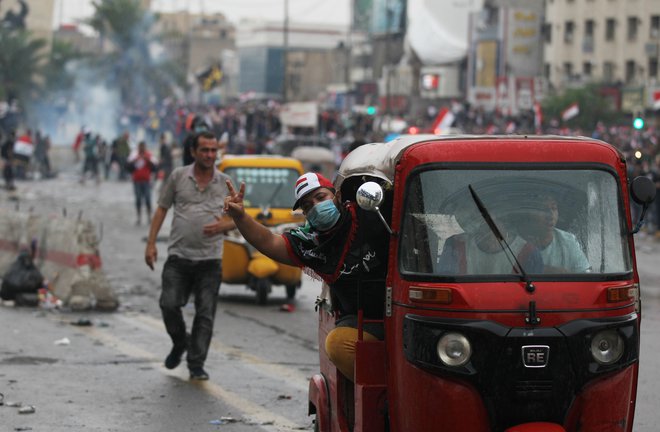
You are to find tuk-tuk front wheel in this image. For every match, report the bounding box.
[255,278,271,305]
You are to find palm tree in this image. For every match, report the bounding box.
[87,0,182,107]
[0,26,46,102]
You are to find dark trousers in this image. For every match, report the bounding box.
[133,181,152,218]
[159,256,222,369]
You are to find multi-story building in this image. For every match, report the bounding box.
[236,20,348,101]
[466,0,545,115]
[0,0,56,47]
[544,0,660,110]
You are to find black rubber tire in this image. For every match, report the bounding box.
[255,278,271,305]
[285,284,297,300]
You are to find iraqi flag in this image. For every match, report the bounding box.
[561,102,580,122]
[431,107,455,134]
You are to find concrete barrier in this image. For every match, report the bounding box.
[0,208,119,310]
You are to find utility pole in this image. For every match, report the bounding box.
[282,0,289,103]
[384,0,392,117]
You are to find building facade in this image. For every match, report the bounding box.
[236,20,349,101]
[544,0,660,110]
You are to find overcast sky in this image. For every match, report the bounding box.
[56,0,351,28]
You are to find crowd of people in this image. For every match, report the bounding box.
[3,98,660,235]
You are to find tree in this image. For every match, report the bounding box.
[42,38,84,94]
[541,83,620,131]
[0,26,46,102]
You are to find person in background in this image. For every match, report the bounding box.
[158,132,173,183]
[34,132,52,178]
[112,131,131,180]
[80,132,100,185]
[72,126,84,163]
[144,131,234,381]
[127,141,158,226]
[1,129,16,190]
[182,116,209,166]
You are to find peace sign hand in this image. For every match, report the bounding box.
[224,179,246,219]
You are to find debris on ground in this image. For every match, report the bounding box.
[70,318,93,326]
[18,405,36,414]
[53,337,70,346]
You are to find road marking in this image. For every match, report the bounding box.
[71,313,311,431]
[120,312,311,391]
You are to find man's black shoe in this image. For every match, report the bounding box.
[164,346,185,369]
[189,367,209,381]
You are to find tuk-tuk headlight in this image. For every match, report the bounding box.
[590,329,624,365]
[437,332,472,367]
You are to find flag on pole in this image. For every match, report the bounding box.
[197,64,223,92]
[561,102,580,122]
[431,107,455,134]
[533,102,543,133]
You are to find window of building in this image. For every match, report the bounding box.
[603,61,615,82]
[627,17,639,41]
[544,63,551,81]
[543,23,552,44]
[651,15,660,38]
[584,19,595,52]
[583,62,593,77]
[585,19,595,38]
[649,58,658,78]
[563,62,573,80]
[565,21,575,43]
[625,60,636,83]
[606,18,616,41]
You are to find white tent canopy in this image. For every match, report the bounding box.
[406,0,484,65]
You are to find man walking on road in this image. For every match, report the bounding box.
[144,131,234,380]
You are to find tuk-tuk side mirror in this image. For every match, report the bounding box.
[630,176,656,234]
[356,182,393,235]
[631,176,656,205]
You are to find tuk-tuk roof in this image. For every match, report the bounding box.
[290,146,335,163]
[219,155,304,171]
[334,134,619,190]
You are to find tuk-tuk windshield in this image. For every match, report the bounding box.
[400,167,632,279]
[224,167,300,209]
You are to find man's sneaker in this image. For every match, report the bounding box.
[189,367,209,381]
[164,345,186,370]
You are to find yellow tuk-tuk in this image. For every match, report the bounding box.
[218,155,305,304]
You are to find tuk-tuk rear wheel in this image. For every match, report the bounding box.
[255,279,271,305]
[285,284,297,300]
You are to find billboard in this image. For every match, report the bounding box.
[505,8,542,78]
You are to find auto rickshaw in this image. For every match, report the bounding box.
[308,135,655,432]
[218,155,305,304]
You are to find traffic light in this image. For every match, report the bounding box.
[633,111,645,130]
[366,106,377,115]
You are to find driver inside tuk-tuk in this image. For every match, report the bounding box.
[518,193,591,273]
[223,172,390,382]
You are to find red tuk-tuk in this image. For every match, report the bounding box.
[308,135,655,432]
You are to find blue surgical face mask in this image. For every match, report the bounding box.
[306,199,340,231]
